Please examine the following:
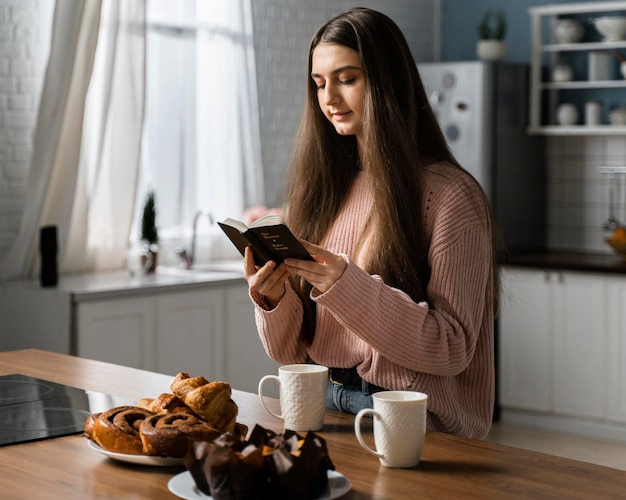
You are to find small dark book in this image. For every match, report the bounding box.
[218,215,313,266]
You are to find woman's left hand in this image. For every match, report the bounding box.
[284,240,347,294]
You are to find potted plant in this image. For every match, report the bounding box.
[477,10,507,61]
[140,189,159,272]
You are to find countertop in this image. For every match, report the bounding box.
[6,251,626,303]
[0,261,246,302]
[2,349,625,499]
[505,249,626,274]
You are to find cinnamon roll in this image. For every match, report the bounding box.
[91,406,154,455]
[140,412,221,458]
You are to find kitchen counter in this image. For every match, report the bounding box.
[0,262,248,355]
[0,261,245,303]
[69,268,244,302]
[1,349,625,499]
[505,249,626,274]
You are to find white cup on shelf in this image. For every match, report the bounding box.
[585,100,602,126]
[556,103,578,126]
[553,19,584,44]
[552,64,573,82]
[609,107,626,126]
[588,51,611,81]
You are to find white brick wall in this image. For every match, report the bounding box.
[0,0,52,260]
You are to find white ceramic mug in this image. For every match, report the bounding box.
[354,391,428,468]
[609,107,626,126]
[258,364,328,431]
[126,245,153,276]
[556,103,578,126]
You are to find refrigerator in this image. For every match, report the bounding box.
[417,61,546,253]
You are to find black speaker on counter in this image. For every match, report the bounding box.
[40,225,58,287]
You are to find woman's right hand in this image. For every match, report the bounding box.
[243,246,291,308]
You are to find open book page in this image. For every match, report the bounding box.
[220,214,286,233]
[220,217,249,233]
[248,214,285,228]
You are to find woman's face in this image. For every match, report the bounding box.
[311,43,365,143]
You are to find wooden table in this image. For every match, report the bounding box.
[1,349,624,499]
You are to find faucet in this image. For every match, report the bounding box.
[177,208,214,269]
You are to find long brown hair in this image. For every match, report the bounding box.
[285,8,497,343]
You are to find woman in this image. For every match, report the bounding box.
[243,7,498,439]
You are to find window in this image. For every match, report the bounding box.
[138,0,264,259]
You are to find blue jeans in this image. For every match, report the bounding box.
[326,380,374,414]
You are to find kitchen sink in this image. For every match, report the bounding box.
[158,259,243,275]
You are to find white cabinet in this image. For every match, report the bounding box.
[499,267,624,440]
[76,288,227,376]
[154,288,225,379]
[75,280,279,395]
[606,276,626,422]
[499,269,552,411]
[222,284,280,395]
[4,270,280,396]
[552,272,607,418]
[77,295,156,370]
[528,1,626,135]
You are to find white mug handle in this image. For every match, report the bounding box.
[141,249,153,273]
[354,408,384,459]
[258,375,283,421]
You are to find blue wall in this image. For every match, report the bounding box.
[442,0,594,63]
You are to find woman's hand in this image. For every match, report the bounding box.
[243,247,291,308]
[284,240,347,294]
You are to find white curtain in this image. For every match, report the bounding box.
[141,0,265,235]
[0,0,101,279]
[194,0,264,223]
[0,0,145,279]
[66,0,146,272]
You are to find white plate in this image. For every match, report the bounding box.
[168,469,351,500]
[87,439,184,467]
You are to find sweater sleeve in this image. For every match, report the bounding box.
[311,176,493,377]
[249,282,309,364]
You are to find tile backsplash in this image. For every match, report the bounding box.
[547,135,626,254]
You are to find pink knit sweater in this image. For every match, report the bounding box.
[250,162,495,439]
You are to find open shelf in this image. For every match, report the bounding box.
[528,1,626,135]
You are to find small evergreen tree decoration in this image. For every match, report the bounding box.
[478,10,507,40]
[141,190,158,245]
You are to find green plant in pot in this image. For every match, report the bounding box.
[140,189,159,273]
[477,10,507,61]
